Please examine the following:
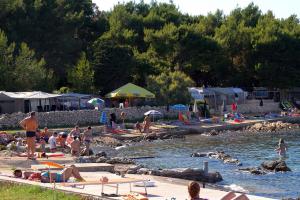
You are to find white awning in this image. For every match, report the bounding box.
[0,91,61,99]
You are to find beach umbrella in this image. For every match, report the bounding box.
[222,100,227,112]
[144,110,163,122]
[171,104,188,111]
[39,161,64,169]
[144,110,163,116]
[193,101,198,113]
[88,98,105,105]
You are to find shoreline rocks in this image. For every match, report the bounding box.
[261,160,291,172]
[245,121,299,133]
[239,160,291,175]
[191,151,242,166]
[132,167,223,183]
[75,155,135,165]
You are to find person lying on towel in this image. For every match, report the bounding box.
[13,165,85,183]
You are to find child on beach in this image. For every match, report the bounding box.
[48,132,58,153]
[70,136,81,157]
[275,138,288,159]
[16,138,25,153]
[40,137,46,153]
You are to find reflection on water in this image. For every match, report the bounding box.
[116,130,300,199]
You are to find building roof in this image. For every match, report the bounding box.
[58,93,92,98]
[208,87,244,95]
[0,91,61,99]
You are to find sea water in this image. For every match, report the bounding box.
[116,130,300,199]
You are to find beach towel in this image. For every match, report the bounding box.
[123,192,148,200]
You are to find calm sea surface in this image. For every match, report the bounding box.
[115,130,300,199]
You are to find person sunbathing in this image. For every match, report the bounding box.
[14,165,85,183]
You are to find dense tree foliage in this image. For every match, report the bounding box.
[0,1,299,94]
[147,71,195,105]
[0,30,53,91]
[68,52,94,93]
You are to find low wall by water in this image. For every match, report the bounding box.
[223,100,281,114]
[0,101,281,129]
[0,106,178,129]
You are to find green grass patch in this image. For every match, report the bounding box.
[0,182,84,200]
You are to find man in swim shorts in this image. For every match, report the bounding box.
[19,112,38,159]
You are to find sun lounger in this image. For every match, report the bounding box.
[60,177,148,195]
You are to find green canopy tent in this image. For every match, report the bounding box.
[105,83,155,107]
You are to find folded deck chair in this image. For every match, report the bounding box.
[61,177,148,195]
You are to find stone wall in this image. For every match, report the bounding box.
[0,101,281,129]
[227,100,281,114]
[0,106,178,129]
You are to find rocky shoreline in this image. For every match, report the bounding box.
[191,151,242,166]
[75,153,223,183]
[198,120,300,137]
[239,160,291,175]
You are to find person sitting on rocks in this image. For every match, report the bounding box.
[57,132,67,148]
[70,136,81,157]
[134,122,143,133]
[48,132,58,153]
[40,127,51,143]
[70,126,81,138]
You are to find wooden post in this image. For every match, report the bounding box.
[203,161,208,174]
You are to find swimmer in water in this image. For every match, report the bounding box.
[275,138,288,160]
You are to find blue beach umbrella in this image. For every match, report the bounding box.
[100,111,107,124]
[171,104,188,111]
[88,98,105,106]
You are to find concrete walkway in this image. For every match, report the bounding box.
[0,172,276,200]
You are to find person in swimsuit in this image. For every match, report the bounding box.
[14,165,85,183]
[70,126,81,138]
[275,138,288,159]
[19,112,38,159]
[143,114,151,133]
[70,136,81,157]
[82,126,92,156]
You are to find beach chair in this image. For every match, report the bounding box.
[60,177,148,196]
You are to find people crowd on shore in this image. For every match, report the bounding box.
[17,112,93,159]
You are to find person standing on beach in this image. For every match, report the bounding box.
[19,112,38,159]
[70,126,80,138]
[275,138,288,159]
[120,112,126,129]
[143,114,151,133]
[82,126,92,156]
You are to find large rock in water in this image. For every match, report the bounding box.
[153,168,223,183]
[261,160,291,172]
[239,167,266,175]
